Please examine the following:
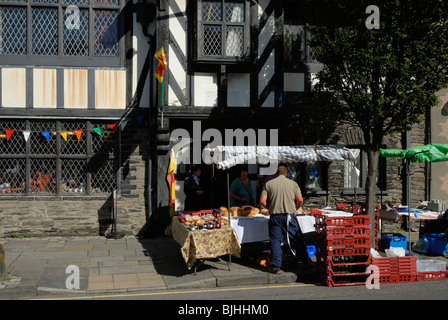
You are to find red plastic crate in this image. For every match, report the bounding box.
[316,254,372,267]
[372,255,417,277]
[316,234,371,247]
[318,264,371,277]
[320,274,369,287]
[416,270,448,281]
[316,245,371,257]
[314,214,371,227]
[310,210,323,216]
[315,224,371,236]
[379,274,416,283]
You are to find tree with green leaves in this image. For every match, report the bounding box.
[301,0,448,225]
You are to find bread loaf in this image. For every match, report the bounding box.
[219,206,228,215]
[241,205,260,217]
[230,206,242,216]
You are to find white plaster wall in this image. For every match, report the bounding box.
[227,73,250,107]
[194,73,218,107]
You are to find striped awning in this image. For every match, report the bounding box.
[205,145,360,170]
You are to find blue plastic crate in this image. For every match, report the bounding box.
[306,242,316,258]
[382,233,407,251]
[422,233,448,255]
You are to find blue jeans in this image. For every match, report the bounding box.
[268,214,310,269]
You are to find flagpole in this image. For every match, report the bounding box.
[161,76,164,128]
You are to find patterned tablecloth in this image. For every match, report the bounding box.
[169,217,241,269]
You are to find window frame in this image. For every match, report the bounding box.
[283,18,319,72]
[195,0,250,64]
[286,162,328,195]
[342,147,387,195]
[0,0,124,67]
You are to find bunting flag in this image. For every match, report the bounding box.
[41,131,50,142]
[59,131,68,141]
[120,119,129,131]
[167,149,177,217]
[137,115,143,126]
[23,131,30,142]
[5,129,14,141]
[107,124,118,132]
[75,130,83,141]
[92,127,102,136]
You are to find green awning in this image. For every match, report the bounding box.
[380,143,448,163]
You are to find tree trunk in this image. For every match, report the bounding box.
[365,149,380,247]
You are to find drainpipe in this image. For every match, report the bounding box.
[136,0,157,229]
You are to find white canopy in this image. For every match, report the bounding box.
[205,145,360,170]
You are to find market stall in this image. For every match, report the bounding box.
[380,144,448,251]
[168,144,360,274]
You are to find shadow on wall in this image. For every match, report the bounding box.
[98,193,113,236]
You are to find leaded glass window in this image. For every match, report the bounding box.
[0,0,121,61]
[197,0,250,62]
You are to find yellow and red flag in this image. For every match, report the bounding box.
[154,46,167,83]
[167,149,176,217]
[155,46,167,69]
[155,64,165,84]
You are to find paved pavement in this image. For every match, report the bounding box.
[0,235,317,298]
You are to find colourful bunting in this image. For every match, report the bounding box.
[23,131,30,142]
[137,115,143,126]
[41,131,50,142]
[92,127,102,136]
[59,131,68,141]
[107,124,118,132]
[2,122,125,143]
[120,119,129,131]
[75,130,83,141]
[5,129,14,141]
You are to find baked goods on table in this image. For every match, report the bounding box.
[177,209,225,230]
[177,205,271,231]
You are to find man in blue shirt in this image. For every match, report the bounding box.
[229,169,254,207]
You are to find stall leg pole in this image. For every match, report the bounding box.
[227,171,231,267]
[406,159,411,253]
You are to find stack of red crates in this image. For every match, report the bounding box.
[372,255,417,283]
[315,213,373,287]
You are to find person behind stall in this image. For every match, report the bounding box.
[259,165,311,274]
[184,165,205,211]
[229,169,254,207]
